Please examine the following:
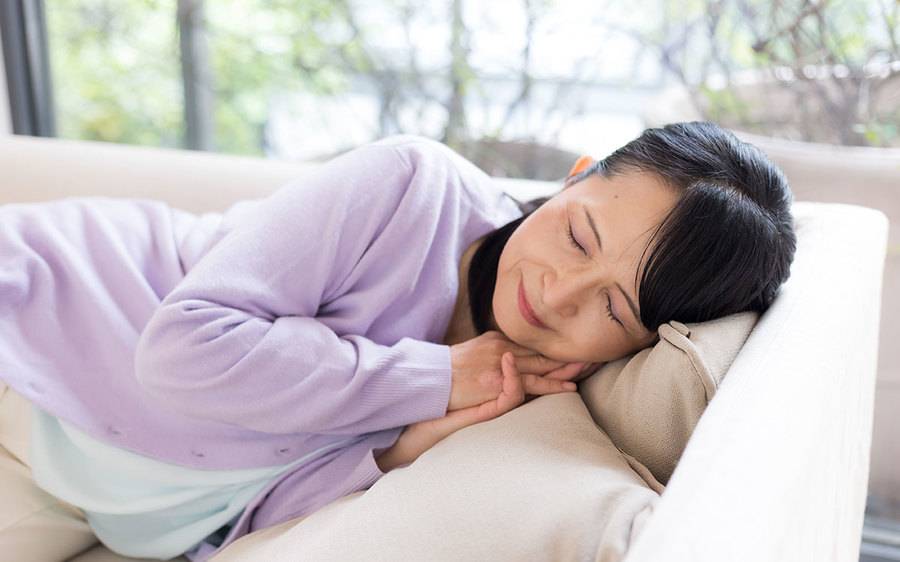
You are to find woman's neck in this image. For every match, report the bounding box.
[441,235,486,346]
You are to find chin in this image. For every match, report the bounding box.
[487,312,510,339]
[488,306,519,344]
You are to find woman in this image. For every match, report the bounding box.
[384,121,797,472]
[0,121,795,561]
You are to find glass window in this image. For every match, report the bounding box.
[40,0,666,180]
[45,0,183,147]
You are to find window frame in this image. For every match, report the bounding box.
[0,0,55,137]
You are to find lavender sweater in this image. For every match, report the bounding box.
[0,135,524,558]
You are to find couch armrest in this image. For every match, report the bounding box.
[625,202,889,562]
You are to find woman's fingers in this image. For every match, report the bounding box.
[540,361,588,381]
[421,353,537,443]
[512,353,567,374]
[460,352,525,425]
[522,368,579,396]
[498,352,526,410]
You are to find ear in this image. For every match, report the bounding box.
[567,155,595,179]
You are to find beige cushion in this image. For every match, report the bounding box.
[211,393,662,562]
[578,311,759,485]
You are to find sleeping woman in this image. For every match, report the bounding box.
[0,121,796,561]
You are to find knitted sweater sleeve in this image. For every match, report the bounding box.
[134,140,454,436]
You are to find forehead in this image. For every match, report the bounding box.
[564,170,679,337]
[577,170,674,205]
[567,171,678,245]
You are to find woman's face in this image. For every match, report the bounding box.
[492,165,680,365]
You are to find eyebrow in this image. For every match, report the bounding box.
[581,204,642,332]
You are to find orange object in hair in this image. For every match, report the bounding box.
[568,155,595,177]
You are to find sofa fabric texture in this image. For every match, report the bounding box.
[580,311,759,484]
[210,392,661,562]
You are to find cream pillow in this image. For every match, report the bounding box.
[212,393,663,562]
[578,311,759,485]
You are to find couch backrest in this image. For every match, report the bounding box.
[0,134,561,211]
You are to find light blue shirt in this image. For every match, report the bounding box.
[28,404,362,559]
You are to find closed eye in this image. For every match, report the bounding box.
[566,222,586,254]
[606,293,622,326]
[568,220,623,327]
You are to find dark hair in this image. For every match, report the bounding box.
[467,121,797,337]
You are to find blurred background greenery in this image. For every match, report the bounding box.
[42,0,897,181]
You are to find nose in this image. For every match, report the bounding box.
[542,267,608,318]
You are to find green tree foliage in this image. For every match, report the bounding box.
[45,0,349,154]
[46,0,183,147]
[41,0,631,178]
[204,0,349,155]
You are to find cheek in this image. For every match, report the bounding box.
[498,217,539,273]
[571,324,628,361]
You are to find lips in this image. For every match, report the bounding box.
[518,279,548,329]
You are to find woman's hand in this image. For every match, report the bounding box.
[448,331,585,412]
[379,351,564,471]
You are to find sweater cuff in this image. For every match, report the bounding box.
[351,426,406,489]
[365,337,452,426]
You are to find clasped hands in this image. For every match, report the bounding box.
[375,331,597,472]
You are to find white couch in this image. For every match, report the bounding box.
[0,133,889,562]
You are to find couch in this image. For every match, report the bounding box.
[0,133,889,562]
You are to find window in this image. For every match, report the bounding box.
[3,0,667,180]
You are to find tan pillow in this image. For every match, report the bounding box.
[578,311,759,485]
[212,393,663,562]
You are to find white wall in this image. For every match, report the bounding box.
[0,24,11,134]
